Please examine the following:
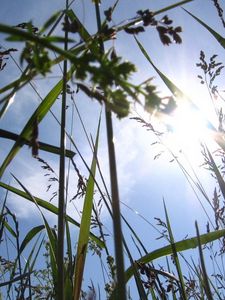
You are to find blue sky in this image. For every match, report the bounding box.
[1,0,225,298]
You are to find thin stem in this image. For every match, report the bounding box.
[95,3,126,299]
[57,1,69,299]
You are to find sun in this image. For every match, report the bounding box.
[163,101,213,160]
[171,103,209,142]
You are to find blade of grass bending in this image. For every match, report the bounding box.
[0,181,104,247]
[195,221,213,300]
[19,225,45,254]
[0,129,75,158]
[124,228,225,283]
[123,244,148,300]
[11,174,58,290]
[183,9,225,50]
[163,200,187,300]
[0,65,75,179]
[73,116,100,300]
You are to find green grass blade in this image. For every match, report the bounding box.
[163,200,187,300]
[195,221,213,300]
[116,0,194,32]
[11,174,58,291]
[124,246,148,300]
[0,129,75,158]
[73,116,100,300]
[135,36,225,153]
[19,225,45,254]
[0,181,104,248]
[65,220,73,299]
[39,10,63,35]
[1,218,17,238]
[66,9,91,42]
[66,9,100,56]
[20,235,44,299]
[154,0,194,15]
[0,65,75,178]
[124,228,225,283]
[135,36,192,103]
[205,146,225,201]
[184,8,225,49]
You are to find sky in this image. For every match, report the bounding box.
[1,0,225,298]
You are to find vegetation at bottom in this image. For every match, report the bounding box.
[1,0,225,299]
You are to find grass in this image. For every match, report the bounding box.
[1,0,225,299]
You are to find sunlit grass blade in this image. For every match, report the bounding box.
[135,36,195,106]
[163,200,187,300]
[134,36,225,153]
[184,8,225,49]
[0,181,104,247]
[0,65,75,178]
[73,116,100,300]
[0,129,75,158]
[195,221,213,300]
[124,228,225,284]
[0,93,16,119]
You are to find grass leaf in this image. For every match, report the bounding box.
[124,228,225,283]
[0,65,75,178]
[11,174,58,287]
[163,200,187,300]
[195,221,213,300]
[184,8,225,49]
[0,181,104,248]
[19,225,45,254]
[73,116,100,300]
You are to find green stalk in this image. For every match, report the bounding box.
[57,2,69,299]
[163,201,187,300]
[195,222,213,300]
[94,3,126,299]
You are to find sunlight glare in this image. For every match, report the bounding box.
[165,102,210,158]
